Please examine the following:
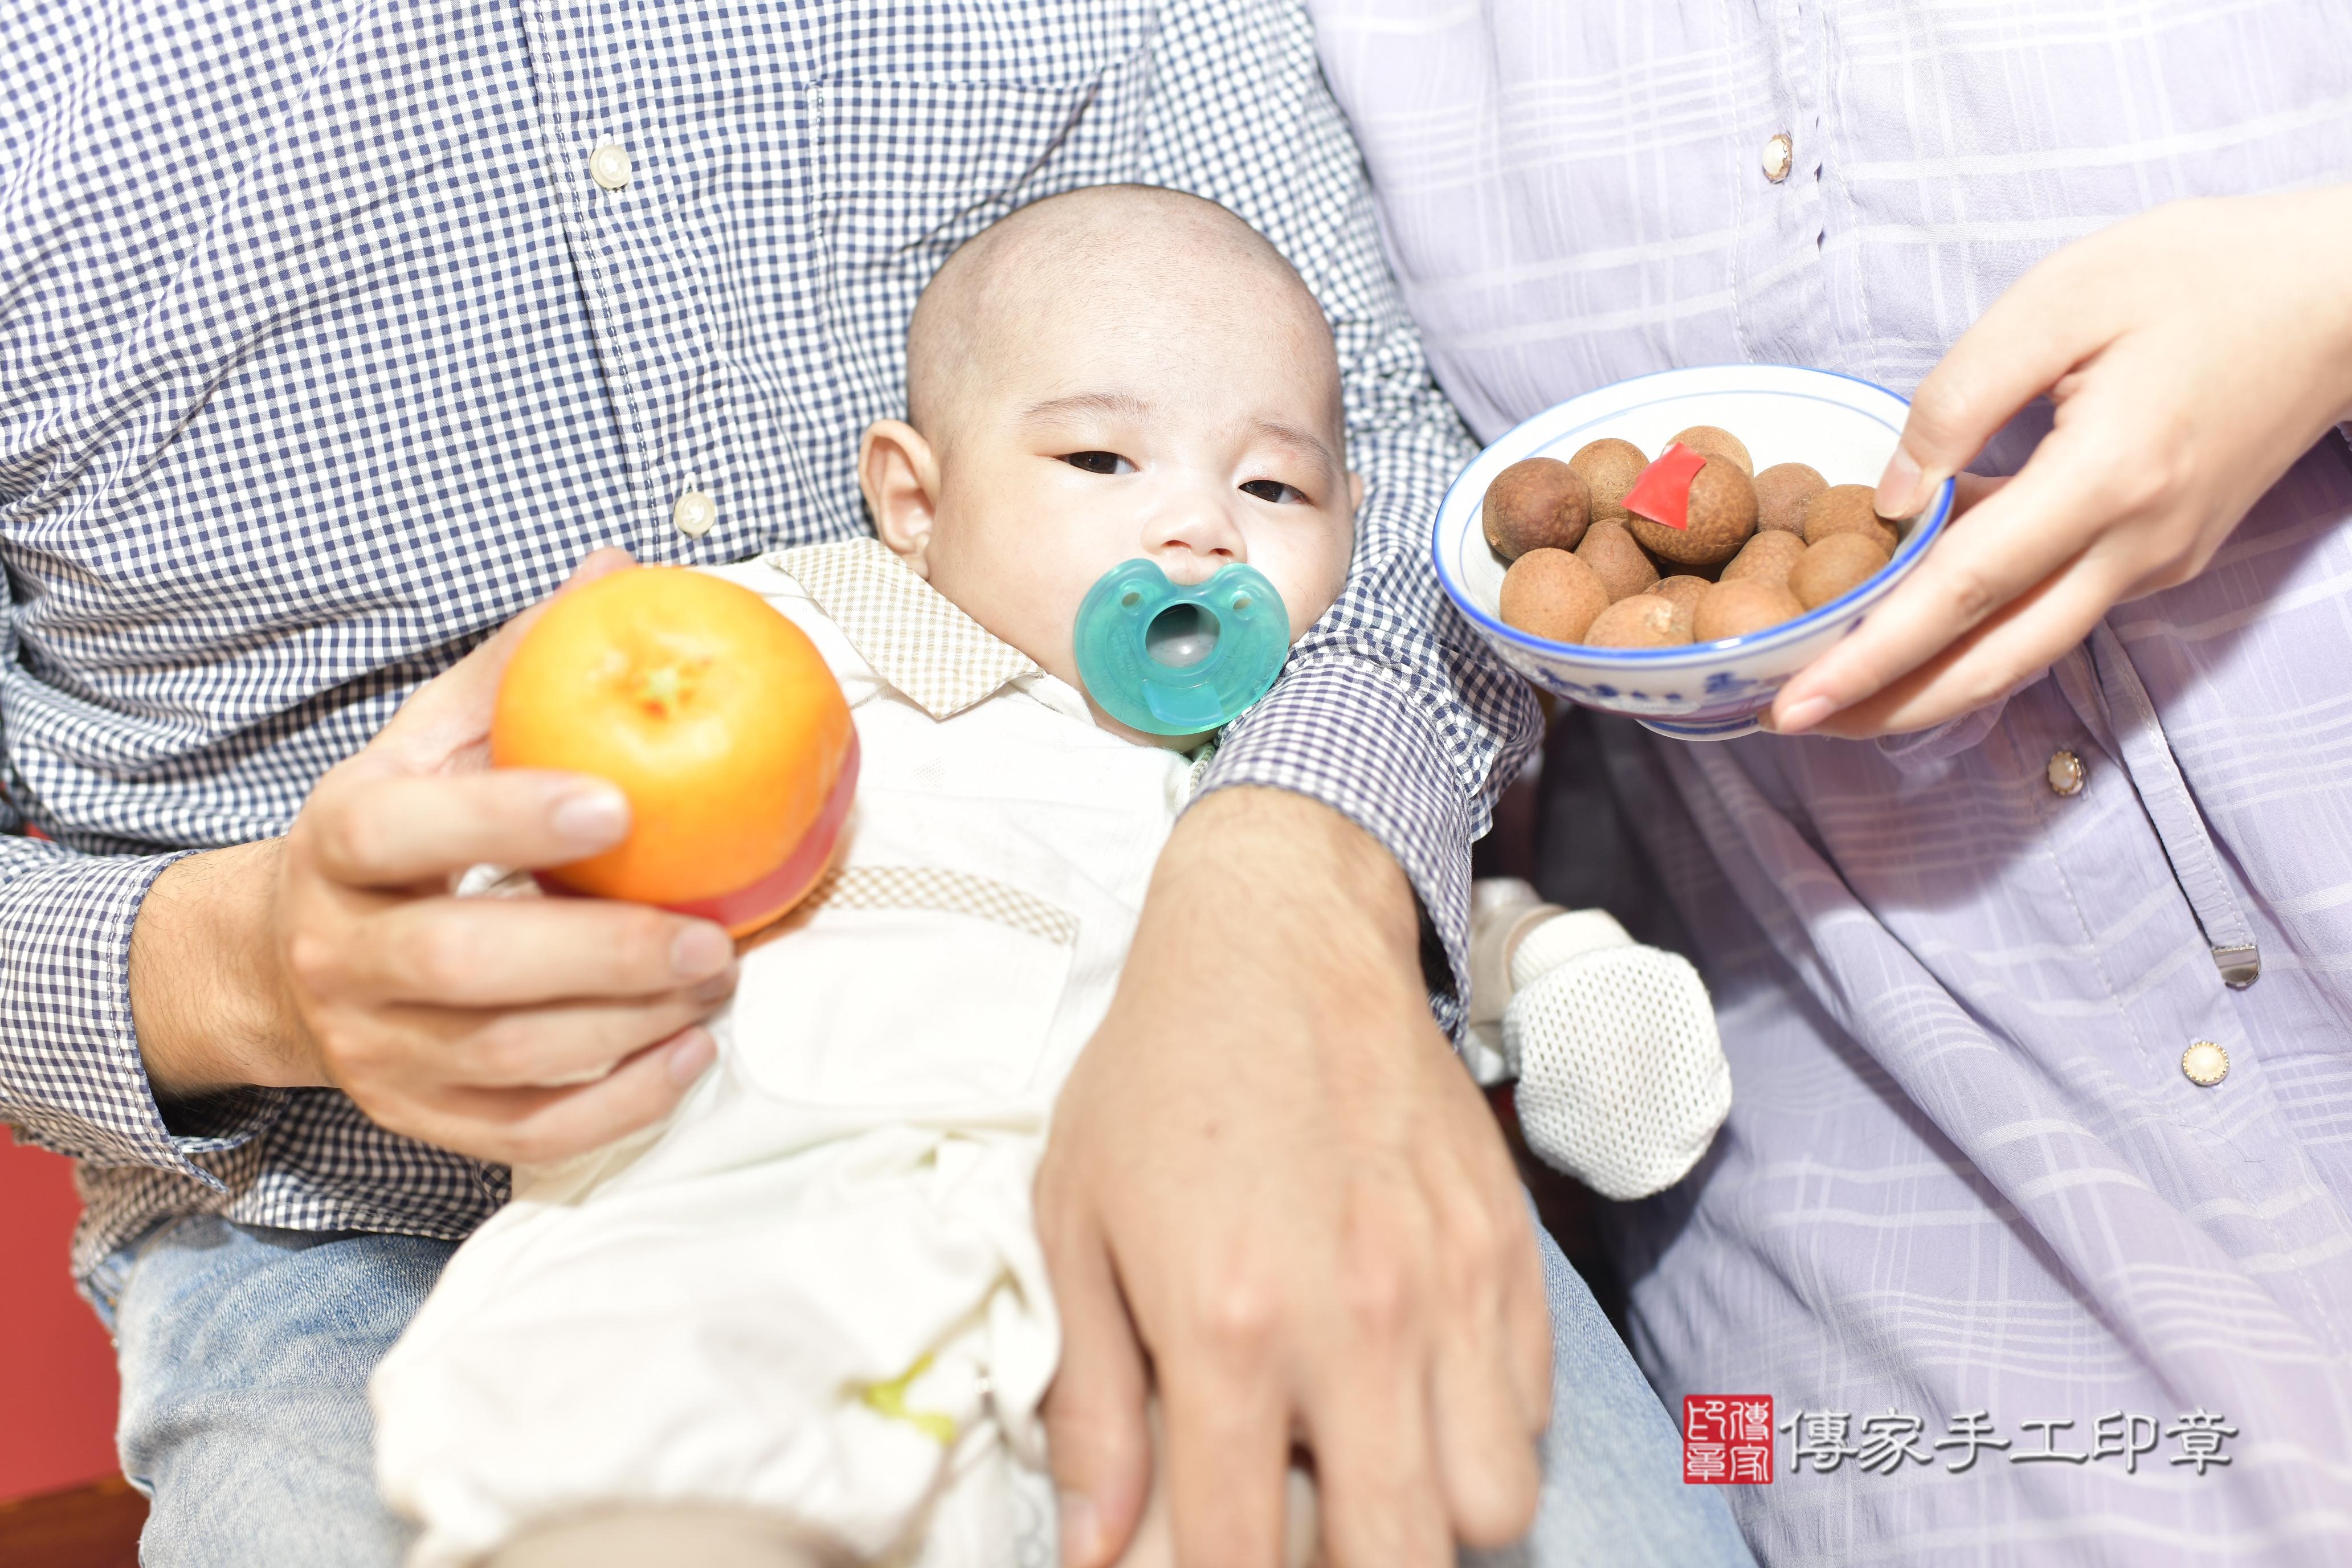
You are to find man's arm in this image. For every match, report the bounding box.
[2,551,738,1204]
[1137,0,1541,1015]
[1038,5,1550,1565]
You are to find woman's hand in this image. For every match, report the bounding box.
[1767,185,2352,738]
[132,548,737,1164]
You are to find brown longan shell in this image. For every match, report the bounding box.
[1651,574,1712,611]
[1627,458,1758,568]
[1802,485,1900,554]
[1567,439,1648,525]
[1482,458,1591,560]
[1693,578,1806,642]
[1667,425,1753,476]
[1753,463,1827,535]
[1719,530,1808,587]
[1790,533,1893,610]
[1497,548,1611,643]
[1582,594,1692,649]
[1574,519,1660,601]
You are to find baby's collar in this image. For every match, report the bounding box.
[761,538,1042,720]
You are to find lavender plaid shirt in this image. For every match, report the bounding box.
[0,0,1536,1290]
[1313,2,2352,1563]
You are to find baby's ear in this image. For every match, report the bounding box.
[859,420,944,577]
[1348,470,1366,517]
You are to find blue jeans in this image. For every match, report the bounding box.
[97,1212,1753,1567]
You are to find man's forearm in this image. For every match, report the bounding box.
[1150,786,1426,1023]
[128,839,313,1100]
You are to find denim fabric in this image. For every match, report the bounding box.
[100,1211,1754,1566]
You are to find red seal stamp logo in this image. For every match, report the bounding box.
[1685,1394,1774,1484]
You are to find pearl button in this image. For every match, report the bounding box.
[671,489,716,537]
[1762,133,1794,183]
[2047,749,2085,797]
[589,143,633,192]
[2182,1040,2229,1088]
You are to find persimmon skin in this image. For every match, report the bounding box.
[492,566,854,914]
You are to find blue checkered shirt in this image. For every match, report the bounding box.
[0,0,1537,1288]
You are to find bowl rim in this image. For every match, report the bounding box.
[1432,364,1956,666]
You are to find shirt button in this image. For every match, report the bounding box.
[2181,1040,2230,1088]
[589,143,633,192]
[2046,749,2085,797]
[671,489,716,537]
[1762,132,1794,183]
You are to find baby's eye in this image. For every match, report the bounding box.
[1061,451,1135,475]
[1240,479,1308,505]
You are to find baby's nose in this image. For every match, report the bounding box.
[1152,500,1247,582]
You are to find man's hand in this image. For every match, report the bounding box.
[1767,184,2352,738]
[129,549,736,1164]
[1036,788,1550,1567]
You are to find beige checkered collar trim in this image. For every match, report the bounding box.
[763,538,1043,721]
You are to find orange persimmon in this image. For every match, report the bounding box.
[491,566,857,935]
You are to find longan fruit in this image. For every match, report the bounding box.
[1790,533,1893,609]
[1719,530,1808,587]
[1753,462,1827,535]
[1802,484,1899,554]
[1651,574,1711,612]
[1567,438,1648,525]
[1667,425,1753,476]
[1582,593,1692,649]
[1693,578,1806,642]
[1498,548,1611,643]
[1627,458,1757,568]
[1574,519,1660,601]
[1482,458,1591,560]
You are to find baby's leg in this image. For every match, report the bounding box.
[485,1504,844,1568]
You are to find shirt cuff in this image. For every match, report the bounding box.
[1197,656,1477,1038]
[0,844,283,1189]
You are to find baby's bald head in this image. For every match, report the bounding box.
[905,185,1341,451]
[861,186,1361,747]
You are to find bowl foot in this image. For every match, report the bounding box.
[1637,714,1761,742]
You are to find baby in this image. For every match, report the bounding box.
[371,185,1725,1567]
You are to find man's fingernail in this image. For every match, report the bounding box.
[1875,449,1925,517]
[670,923,733,980]
[664,1028,716,1087]
[1057,1493,1100,1567]
[1777,695,1835,735]
[550,785,628,848]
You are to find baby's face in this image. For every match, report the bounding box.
[861,247,1358,746]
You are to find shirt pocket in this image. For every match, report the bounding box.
[807,5,1154,395]
[728,864,1079,1112]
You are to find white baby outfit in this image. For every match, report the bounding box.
[373,541,1207,1567]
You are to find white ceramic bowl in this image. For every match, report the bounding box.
[1433,365,1954,740]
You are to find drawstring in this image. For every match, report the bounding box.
[2056,626,2260,988]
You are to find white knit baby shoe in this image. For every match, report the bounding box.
[1468,880,1731,1200]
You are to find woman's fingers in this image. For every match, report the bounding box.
[1771,424,2125,732]
[1876,247,2117,516]
[1802,550,2126,738]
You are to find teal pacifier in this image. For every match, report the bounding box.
[1073,560,1289,736]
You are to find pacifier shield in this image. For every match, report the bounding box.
[1073,560,1289,736]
